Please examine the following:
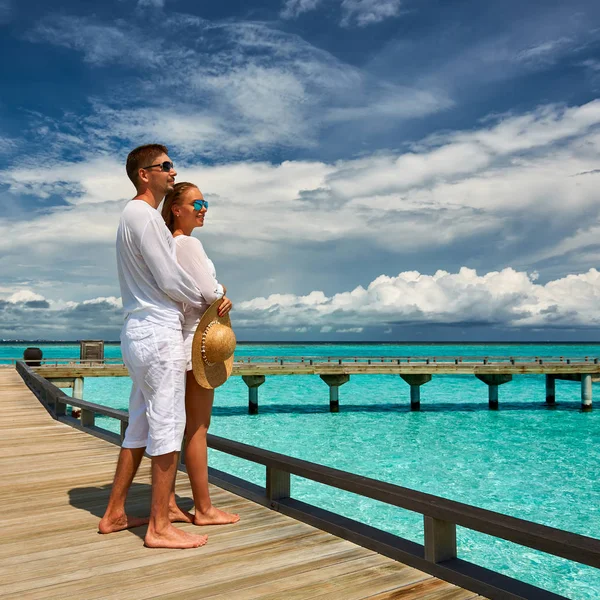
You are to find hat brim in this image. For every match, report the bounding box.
[191,299,235,389]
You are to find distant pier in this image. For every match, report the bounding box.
[26,354,600,413]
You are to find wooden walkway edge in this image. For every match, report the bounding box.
[0,369,481,600]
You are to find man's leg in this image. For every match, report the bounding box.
[144,451,207,548]
[99,447,148,533]
[142,325,207,548]
[99,374,150,534]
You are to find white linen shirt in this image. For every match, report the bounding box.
[174,235,224,333]
[116,200,208,329]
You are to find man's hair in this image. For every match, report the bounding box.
[161,182,199,233]
[126,144,168,187]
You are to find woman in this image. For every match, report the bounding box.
[162,181,240,526]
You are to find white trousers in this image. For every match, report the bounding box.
[120,319,186,456]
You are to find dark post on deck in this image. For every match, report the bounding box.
[242,375,265,414]
[400,374,432,411]
[319,374,350,412]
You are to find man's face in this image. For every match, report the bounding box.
[140,153,177,196]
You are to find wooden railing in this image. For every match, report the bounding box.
[15,360,600,600]
[4,354,600,366]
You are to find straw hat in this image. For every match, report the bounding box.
[191,299,236,389]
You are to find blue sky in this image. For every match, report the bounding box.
[1,0,600,341]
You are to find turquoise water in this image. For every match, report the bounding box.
[4,343,600,599]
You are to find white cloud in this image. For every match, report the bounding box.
[281,0,322,19]
[581,59,600,72]
[2,99,600,292]
[7,266,600,339]
[235,267,600,330]
[340,0,402,27]
[137,0,164,7]
[7,290,46,304]
[27,15,445,157]
[0,291,123,340]
[1,96,599,341]
[29,16,162,67]
[280,0,403,27]
[516,37,573,65]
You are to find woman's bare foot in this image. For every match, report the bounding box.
[169,503,194,524]
[98,511,149,534]
[144,524,208,549]
[193,505,240,526]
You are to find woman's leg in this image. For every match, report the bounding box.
[185,370,240,525]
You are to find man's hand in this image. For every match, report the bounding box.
[217,296,232,317]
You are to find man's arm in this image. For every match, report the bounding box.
[139,216,207,308]
[175,237,224,305]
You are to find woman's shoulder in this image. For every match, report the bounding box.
[175,235,204,248]
[175,235,206,255]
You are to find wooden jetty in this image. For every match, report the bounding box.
[25,353,600,413]
[0,368,479,600]
[6,360,600,600]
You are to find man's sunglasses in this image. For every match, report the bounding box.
[193,199,209,211]
[142,161,174,172]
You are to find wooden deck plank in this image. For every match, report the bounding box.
[0,368,479,600]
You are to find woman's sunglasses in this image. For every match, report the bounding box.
[192,199,209,211]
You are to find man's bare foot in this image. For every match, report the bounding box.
[169,503,194,524]
[144,524,208,549]
[98,512,149,534]
[193,505,240,526]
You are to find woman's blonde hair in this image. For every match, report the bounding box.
[161,182,199,233]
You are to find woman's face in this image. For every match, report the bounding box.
[173,186,207,233]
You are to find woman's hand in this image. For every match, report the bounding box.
[217,296,232,317]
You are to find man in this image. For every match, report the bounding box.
[99,144,207,549]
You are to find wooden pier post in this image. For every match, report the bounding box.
[73,377,84,400]
[320,374,350,412]
[242,375,265,415]
[546,375,556,405]
[581,374,592,411]
[72,377,84,419]
[475,374,512,409]
[400,374,432,411]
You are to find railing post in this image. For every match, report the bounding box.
[424,516,457,563]
[266,466,290,507]
[120,420,128,443]
[55,397,66,417]
[80,408,95,428]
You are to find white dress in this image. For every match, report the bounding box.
[174,235,224,370]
